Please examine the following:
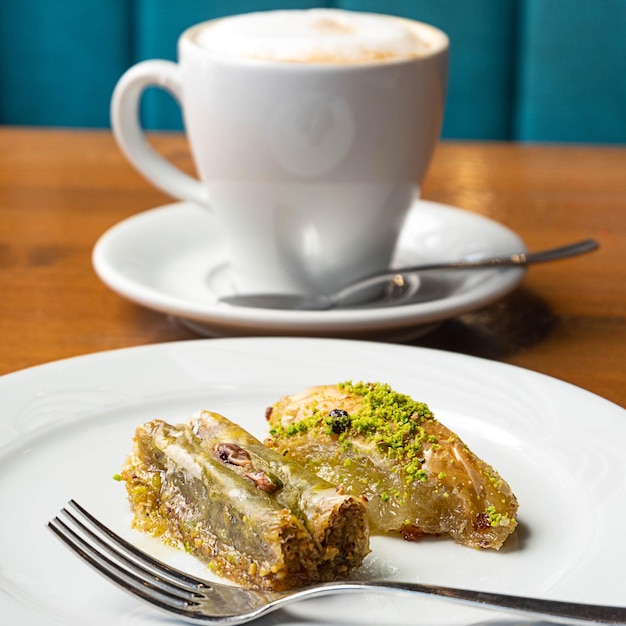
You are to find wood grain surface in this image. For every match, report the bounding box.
[1,128,624,406]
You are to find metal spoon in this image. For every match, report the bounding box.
[218,238,599,311]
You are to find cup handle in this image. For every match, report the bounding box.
[110,60,210,207]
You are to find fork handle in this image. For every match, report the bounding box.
[287,580,625,625]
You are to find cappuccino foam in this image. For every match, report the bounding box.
[194,9,433,63]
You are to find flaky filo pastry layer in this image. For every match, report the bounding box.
[120,411,370,590]
[266,382,519,550]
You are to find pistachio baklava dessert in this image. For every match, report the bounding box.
[120,411,370,590]
[266,382,518,550]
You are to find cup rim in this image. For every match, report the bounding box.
[180,12,449,68]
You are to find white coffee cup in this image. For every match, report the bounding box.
[111,9,449,296]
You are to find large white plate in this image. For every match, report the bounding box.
[92,200,526,340]
[1,338,624,626]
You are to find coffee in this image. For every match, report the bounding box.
[193,9,433,64]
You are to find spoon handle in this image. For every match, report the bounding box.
[390,238,599,275]
[333,238,599,305]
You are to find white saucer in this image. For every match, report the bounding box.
[93,199,527,339]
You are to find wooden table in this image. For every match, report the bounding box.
[1,127,624,407]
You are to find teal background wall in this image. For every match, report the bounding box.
[1,0,625,143]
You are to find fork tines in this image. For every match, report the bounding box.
[47,499,207,618]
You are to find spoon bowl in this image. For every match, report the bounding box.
[219,238,599,311]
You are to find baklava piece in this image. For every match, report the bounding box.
[266,382,518,550]
[120,411,370,590]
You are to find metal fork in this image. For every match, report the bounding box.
[48,500,626,625]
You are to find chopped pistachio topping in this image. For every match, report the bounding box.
[271,381,437,489]
[484,505,514,527]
